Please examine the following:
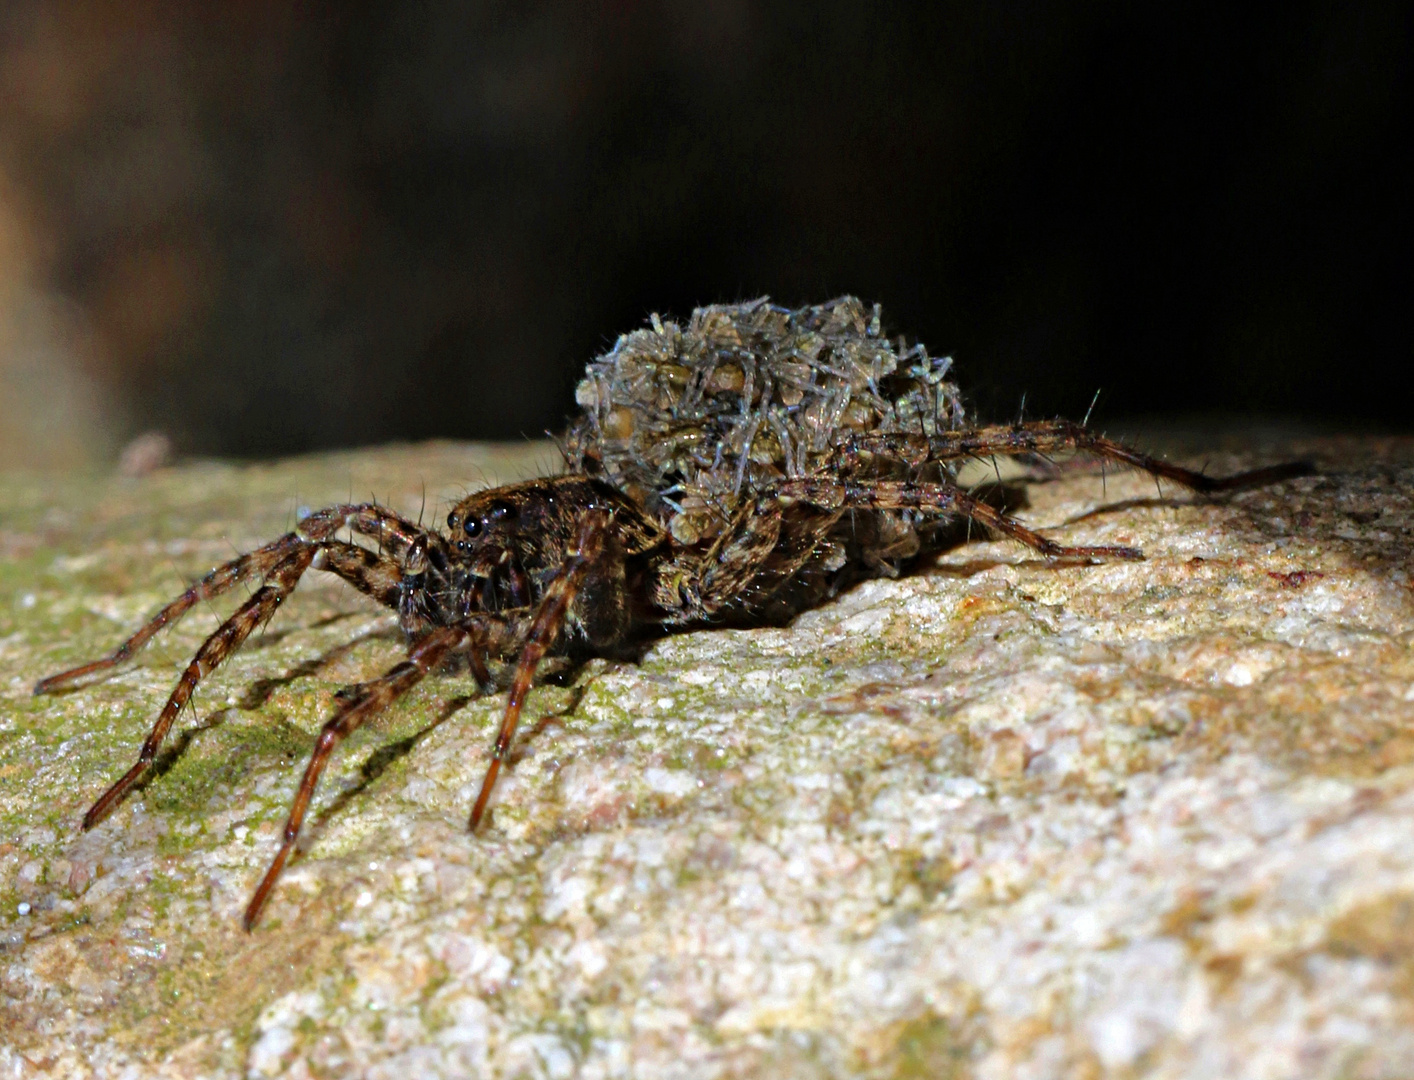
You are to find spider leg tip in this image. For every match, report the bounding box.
[81,794,118,831]
[32,669,79,695]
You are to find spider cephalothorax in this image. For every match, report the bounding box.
[35,297,1310,927]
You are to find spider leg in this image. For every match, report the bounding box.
[243,617,516,929]
[311,540,405,609]
[35,503,434,693]
[776,476,1146,561]
[75,538,416,828]
[81,546,318,828]
[844,419,1313,492]
[298,503,429,561]
[34,532,308,692]
[469,509,611,830]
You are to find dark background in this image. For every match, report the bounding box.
[1,1,1409,460]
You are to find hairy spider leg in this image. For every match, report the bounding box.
[243,616,517,929]
[33,533,307,693]
[774,476,1146,561]
[34,503,430,693]
[312,541,405,610]
[842,420,1314,492]
[246,510,615,927]
[45,507,430,829]
[81,547,316,827]
[469,509,611,829]
[450,572,497,690]
[302,503,431,560]
[78,535,423,829]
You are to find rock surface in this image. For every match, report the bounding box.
[1,434,1411,1079]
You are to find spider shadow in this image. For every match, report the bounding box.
[1060,494,1205,526]
[236,609,368,656]
[970,476,1204,531]
[136,708,235,793]
[299,682,589,850]
[40,613,377,699]
[236,618,404,710]
[911,482,1195,578]
[99,617,405,808]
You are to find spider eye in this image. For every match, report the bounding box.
[446,512,459,531]
[487,500,516,522]
[463,518,483,539]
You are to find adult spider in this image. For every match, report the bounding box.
[35,297,1310,928]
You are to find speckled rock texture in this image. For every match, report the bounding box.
[1,433,1411,1079]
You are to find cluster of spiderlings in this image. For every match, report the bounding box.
[565,296,965,545]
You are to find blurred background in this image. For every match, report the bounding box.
[0,1,1409,468]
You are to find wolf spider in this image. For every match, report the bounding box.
[35,297,1310,928]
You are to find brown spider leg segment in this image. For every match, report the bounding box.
[80,541,406,826]
[243,616,517,929]
[34,503,429,694]
[311,541,405,609]
[454,574,497,691]
[33,533,308,693]
[298,502,431,559]
[61,528,421,829]
[842,420,1314,492]
[469,509,612,830]
[774,476,1145,561]
[81,547,318,828]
